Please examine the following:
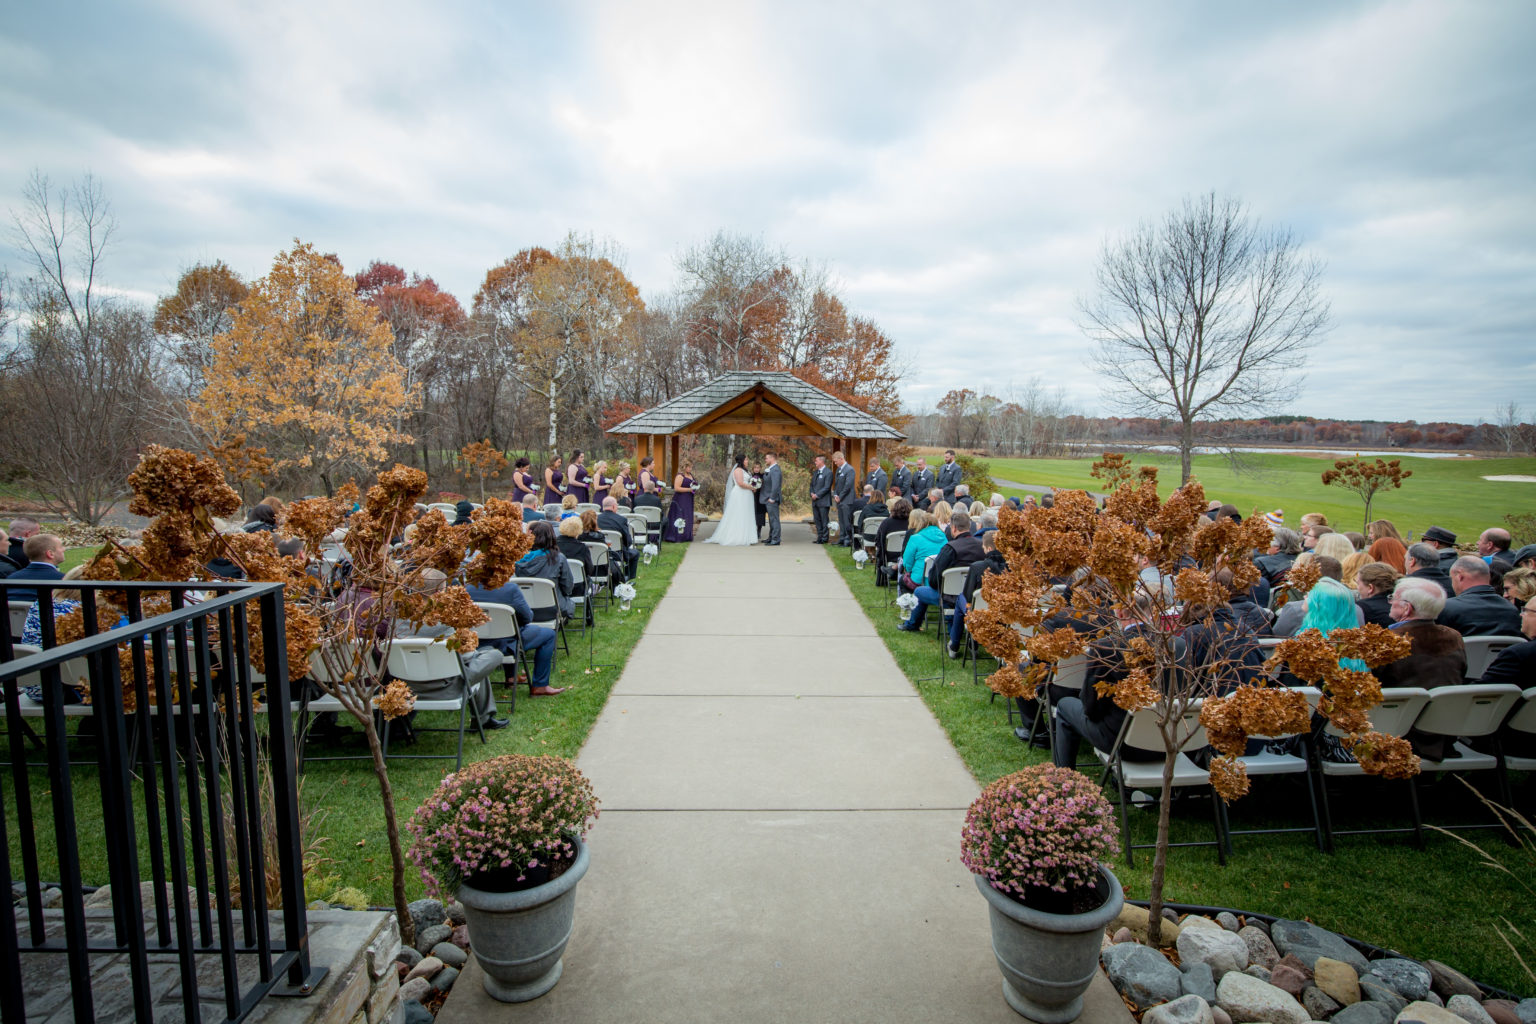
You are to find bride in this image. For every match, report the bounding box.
[705,453,760,546]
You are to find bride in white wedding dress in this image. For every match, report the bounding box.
[705,454,760,546]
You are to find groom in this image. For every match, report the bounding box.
[759,452,782,545]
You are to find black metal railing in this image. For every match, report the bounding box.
[0,580,324,1024]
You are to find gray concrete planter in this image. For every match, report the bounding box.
[457,838,590,1002]
[975,866,1124,1023]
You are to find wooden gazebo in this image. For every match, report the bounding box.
[607,371,906,487]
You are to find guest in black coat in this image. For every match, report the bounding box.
[1404,542,1453,598]
[1051,593,1162,767]
[1354,561,1399,628]
[1481,595,1536,685]
[1254,528,1302,586]
[242,503,278,533]
[515,521,576,621]
[5,534,66,603]
[597,497,639,581]
[1439,556,1523,637]
[5,516,40,570]
[872,500,910,587]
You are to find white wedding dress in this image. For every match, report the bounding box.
[705,466,760,546]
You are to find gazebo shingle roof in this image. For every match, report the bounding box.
[608,371,905,440]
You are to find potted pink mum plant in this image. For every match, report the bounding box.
[408,755,599,1002]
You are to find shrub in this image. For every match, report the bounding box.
[408,755,599,899]
[960,764,1118,903]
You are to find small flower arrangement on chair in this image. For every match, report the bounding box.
[614,582,637,611]
[641,543,658,565]
[852,548,869,569]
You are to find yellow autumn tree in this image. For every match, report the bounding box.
[191,241,417,494]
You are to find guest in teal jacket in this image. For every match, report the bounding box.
[900,510,947,589]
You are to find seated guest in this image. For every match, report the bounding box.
[855,487,887,534]
[899,511,982,632]
[521,493,543,524]
[1181,591,1266,694]
[1268,557,1361,637]
[847,484,872,529]
[1479,595,1536,685]
[873,499,911,587]
[1511,545,1536,570]
[929,499,952,529]
[1255,528,1302,585]
[577,509,620,587]
[1477,528,1515,568]
[1340,551,1371,590]
[1378,577,1468,760]
[1420,525,1460,570]
[1354,561,1399,627]
[0,529,17,577]
[923,487,944,513]
[977,510,998,536]
[1504,566,1536,610]
[1052,593,1162,768]
[1438,555,1522,637]
[597,497,639,581]
[949,530,1007,657]
[452,500,475,526]
[1135,552,1175,602]
[393,569,507,730]
[1223,569,1271,635]
[1368,536,1408,573]
[7,517,39,569]
[461,571,563,697]
[242,503,278,533]
[1404,542,1453,597]
[19,567,89,704]
[1302,523,1333,551]
[1366,519,1402,545]
[1313,532,1355,565]
[898,509,944,595]
[989,492,1006,509]
[556,516,597,624]
[6,534,66,603]
[560,493,579,519]
[515,521,576,622]
[1342,531,1365,551]
[633,478,663,511]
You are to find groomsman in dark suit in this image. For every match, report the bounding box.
[831,450,856,546]
[866,457,888,498]
[760,452,783,545]
[910,458,936,507]
[891,457,912,506]
[809,455,832,544]
[937,449,962,504]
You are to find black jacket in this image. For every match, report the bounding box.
[1254,552,1295,586]
[1480,638,1536,685]
[1181,607,1265,693]
[1228,594,1271,635]
[1407,565,1453,599]
[597,510,634,549]
[929,532,984,593]
[1357,592,1394,628]
[5,539,25,569]
[873,513,909,566]
[557,536,596,588]
[963,550,1008,604]
[1438,584,1523,637]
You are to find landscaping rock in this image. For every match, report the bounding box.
[446,900,467,926]
[1183,962,1218,1004]
[1179,927,1251,979]
[1360,975,1408,1017]
[1213,1009,1233,1024]
[1183,915,1224,932]
[1427,994,1445,1007]
[1113,926,1136,945]
[1247,919,1272,938]
[451,924,470,950]
[1303,984,1342,1020]
[1332,1003,1394,1024]
[1315,957,1361,1006]
[1248,966,1274,982]
[395,947,423,970]
[1271,920,1370,973]
[415,924,453,955]
[432,942,467,968]
[1115,904,1181,946]
[1241,926,1282,970]
[431,966,459,992]
[404,956,443,984]
[1446,995,1495,1024]
[1371,959,1433,1002]
[1103,942,1185,1008]
[40,888,62,909]
[84,887,114,909]
[1216,971,1310,1024]
[1396,1002,1471,1024]
[1271,964,1309,998]
[1278,955,1315,980]
[1516,1000,1536,1024]
[406,898,446,940]
[1426,962,1482,1001]
[1484,1002,1521,1024]
[1217,912,1242,932]
[398,978,431,1004]
[1166,908,1182,924]
[402,999,433,1024]
[1146,994,1216,1024]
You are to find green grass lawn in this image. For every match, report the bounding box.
[5,544,685,909]
[830,548,1536,995]
[981,452,1536,543]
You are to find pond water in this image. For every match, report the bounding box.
[1134,445,1470,460]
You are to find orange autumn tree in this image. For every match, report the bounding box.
[455,439,508,501]
[1321,455,1413,531]
[191,241,417,495]
[967,473,1413,944]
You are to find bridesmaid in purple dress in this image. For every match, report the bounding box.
[590,460,611,505]
[611,463,634,509]
[543,455,565,505]
[567,450,590,504]
[510,457,537,504]
[663,463,698,542]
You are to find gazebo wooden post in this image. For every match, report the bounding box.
[857,438,869,487]
[670,435,681,486]
[633,434,645,477]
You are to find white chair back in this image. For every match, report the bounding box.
[385,638,464,683]
[4,642,92,696]
[637,506,663,528]
[575,503,601,517]
[8,601,30,637]
[884,531,906,557]
[1123,700,1206,752]
[308,641,373,685]
[940,567,968,599]
[1052,653,1088,692]
[427,502,458,517]
[624,514,648,540]
[475,602,519,642]
[862,517,887,541]
[516,578,561,619]
[1463,636,1525,679]
[1323,687,1430,738]
[584,542,610,570]
[921,555,935,586]
[1412,684,1522,738]
[602,530,626,552]
[1506,686,1536,735]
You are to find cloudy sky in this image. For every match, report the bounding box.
[3,0,1532,423]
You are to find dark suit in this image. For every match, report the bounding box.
[867,467,888,497]
[634,493,663,511]
[4,562,63,603]
[910,468,936,507]
[597,510,639,580]
[1357,592,1394,628]
[809,465,833,543]
[7,539,27,568]
[891,466,912,501]
[936,461,962,503]
[1481,638,1536,685]
[1438,584,1523,637]
[760,463,783,544]
[1407,566,1453,599]
[832,462,856,545]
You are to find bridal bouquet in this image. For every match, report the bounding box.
[749,474,762,488]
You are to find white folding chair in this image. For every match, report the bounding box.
[1314,687,1431,850]
[1463,636,1525,680]
[1411,684,1522,809]
[575,503,601,517]
[879,531,907,603]
[516,577,569,656]
[1,643,95,718]
[635,507,663,547]
[1224,686,1325,853]
[584,542,613,608]
[475,602,528,708]
[296,641,375,770]
[568,559,592,634]
[381,638,488,770]
[1098,699,1226,866]
[935,567,970,682]
[860,517,887,559]
[1502,686,1536,772]
[427,502,459,518]
[8,601,31,638]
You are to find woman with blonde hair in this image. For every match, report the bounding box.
[1366,519,1402,544]
[1313,532,1356,565]
[930,500,952,528]
[968,500,985,519]
[1340,550,1372,589]
[590,460,611,505]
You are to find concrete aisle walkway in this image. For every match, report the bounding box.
[442,527,1128,1024]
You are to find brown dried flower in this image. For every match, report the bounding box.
[1345,731,1420,779]
[376,679,416,721]
[1207,756,1251,802]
